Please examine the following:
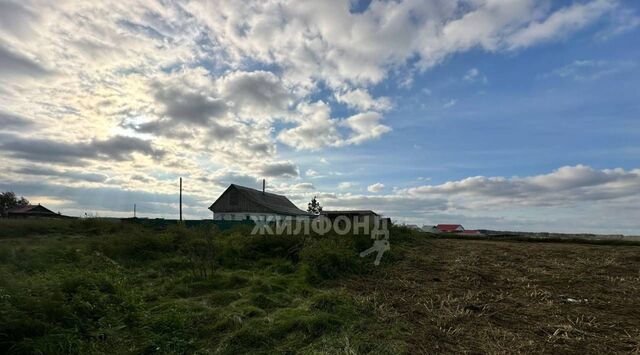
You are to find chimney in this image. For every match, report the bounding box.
[262,179,266,195]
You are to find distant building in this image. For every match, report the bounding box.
[321,210,378,221]
[436,224,465,233]
[6,204,71,219]
[433,224,483,235]
[321,210,381,229]
[209,184,313,221]
[422,225,441,233]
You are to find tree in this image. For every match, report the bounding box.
[0,192,30,217]
[307,196,322,215]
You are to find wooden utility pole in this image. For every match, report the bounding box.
[179,177,183,221]
[134,204,136,218]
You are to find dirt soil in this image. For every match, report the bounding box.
[340,237,640,354]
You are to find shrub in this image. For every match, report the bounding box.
[0,270,141,354]
[299,238,361,284]
[90,230,174,261]
[175,226,218,279]
[0,219,74,238]
[0,218,132,239]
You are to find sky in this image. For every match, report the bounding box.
[1,0,639,234]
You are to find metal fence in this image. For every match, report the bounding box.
[121,218,255,231]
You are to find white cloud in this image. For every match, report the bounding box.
[218,70,292,119]
[463,67,487,84]
[335,88,391,112]
[402,165,640,208]
[338,181,356,189]
[596,7,640,40]
[278,103,390,150]
[289,182,315,191]
[277,101,343,150]
[546,59,635,81]
[316,165,640,234]
[259,161,299,178]
[341,112,391,145]
[187,0,624,87]
[507,0,617,49]
[443,99,457,109]
[367,182,385,193]
[464,68,479,81]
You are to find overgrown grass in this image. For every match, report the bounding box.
[0,221,404,354]
[0,218,132,239]
[6,220,633,353]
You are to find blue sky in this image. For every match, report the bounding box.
[1,0,639,234]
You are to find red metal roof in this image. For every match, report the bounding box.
[436,224,464,232]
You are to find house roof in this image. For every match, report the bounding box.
[209,184,312,216]
[321,210,379,216]
[7,204,56,214]
[436,224,464,232]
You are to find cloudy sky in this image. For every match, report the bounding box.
[1,0,639,234]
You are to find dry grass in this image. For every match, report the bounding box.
[339,237,640,354]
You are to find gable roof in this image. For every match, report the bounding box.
[209,184,312,216]
[321,210,379,216]
[7,204,56,214]
[436,224,465,232]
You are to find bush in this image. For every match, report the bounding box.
[0,220,392,354]
[0,219,75,238]
[174,226,218,279]
[0,270,141,354]
[299,238,361,284]
[90,229,174,261]
[0,218,130,239]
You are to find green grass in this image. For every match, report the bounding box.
[3,220,637,353]
[0,220,405,354]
